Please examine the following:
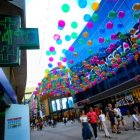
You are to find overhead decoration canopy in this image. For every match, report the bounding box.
[26,0,140,97]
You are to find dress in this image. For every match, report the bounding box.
[80,116,93,140]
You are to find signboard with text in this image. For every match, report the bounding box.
[5,104,30,140]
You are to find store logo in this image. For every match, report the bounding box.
[7,117,22,129]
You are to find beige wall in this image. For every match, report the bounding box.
[42,98,50,116]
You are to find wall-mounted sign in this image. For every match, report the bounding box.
[0,15,39,67]
[5,104,30,140]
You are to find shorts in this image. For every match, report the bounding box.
[116,115,121,121]
[132,114,139,122]
[110,118,115,125]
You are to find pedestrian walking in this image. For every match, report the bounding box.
[127,100,140,129]
[99,110,111,139]
[80,110,93,140]
[106,103,120,134]
[114,104,128,131]
[87,107,99,140]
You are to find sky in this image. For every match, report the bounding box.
[25,0,101,88]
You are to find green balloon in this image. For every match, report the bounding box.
[92,13,99,22]
[121,52,126,57]
[62,4,70,13]
[88,49,93,54]
[133,13,140,19]
[71,21,78,29]
[52,51,56,55]
[119,33,127,39]
[136,39,140,45]
[108,10,117,19]
[46,50,51,56]
[60,56,63,61]
[105,38,110,43]
[71,32,78,39]
[78,39,84,44]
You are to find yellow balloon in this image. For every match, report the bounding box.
[87,40,92,46]
[73,52,78,57]
[82,31,88,38]
[132,43,138,48]
[133,3,140,11]
[130,28,136,34]
[131,37,137,43]
[91,2,99,11]
[115,54,120,58]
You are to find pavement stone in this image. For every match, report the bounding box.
[31,116,140,140]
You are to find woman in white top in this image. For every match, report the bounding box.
[99,110,111,138]
[114,104,128,131]
[80,110,93,140]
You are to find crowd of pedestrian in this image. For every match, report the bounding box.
[80,101,140,140]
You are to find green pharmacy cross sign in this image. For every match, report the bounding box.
[0,15,39,67]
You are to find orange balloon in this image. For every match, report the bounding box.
[91,2,99,11]
[132,43,138,48]
[130,28,136,34]
[131,37,137,43]
[83,31,88,38]
[133,3,140,11]
[87,40,93,46]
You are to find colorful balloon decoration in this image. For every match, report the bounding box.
[53,34,60,41]
[71,21,78,29]
[58,20,65,28]
[87,40,92,46]
[108,10,117,19]
[82,31,88,38]
[77,0,87,9]
[49,57,54,62]
[91,2,99,11]
[83,14,91,22]
[118,11,125,18]
[133,3,140,11]
[106,21,114,29]
[49,46,55,52]
[61,3,70,13]
[71,32,78,39]
[65,35,71,41]
[92,13,99,21]
[36,1,140,99]
[86,22,93,28]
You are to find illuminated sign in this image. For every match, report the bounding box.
[0,15,39,66]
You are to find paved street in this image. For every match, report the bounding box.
[31,116,140,140]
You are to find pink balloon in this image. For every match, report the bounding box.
[118,11,125,18]
[137,33,140,39]
[86,22,93,28]
[58,20,65,28]
[123,43,129,48]
[69,60,73,64]
[53,34,60,41]
[109,43,115,50]
[106,21,113,29]
[98,37,104,43]
[57,62,62,66]
[49,57,54,62]
[53,69,57,74]
[69,46,74,52]
[49,46,55,52]
[62,57,67,62]
[111,34,117,40]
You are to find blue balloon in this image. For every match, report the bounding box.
[48,63,53,68]
[77,0,87,8]
[83,14,91,22]
[65,35,71,41]
[99,28,105,34]
[56,39,62,45]
[117,23,123,28]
